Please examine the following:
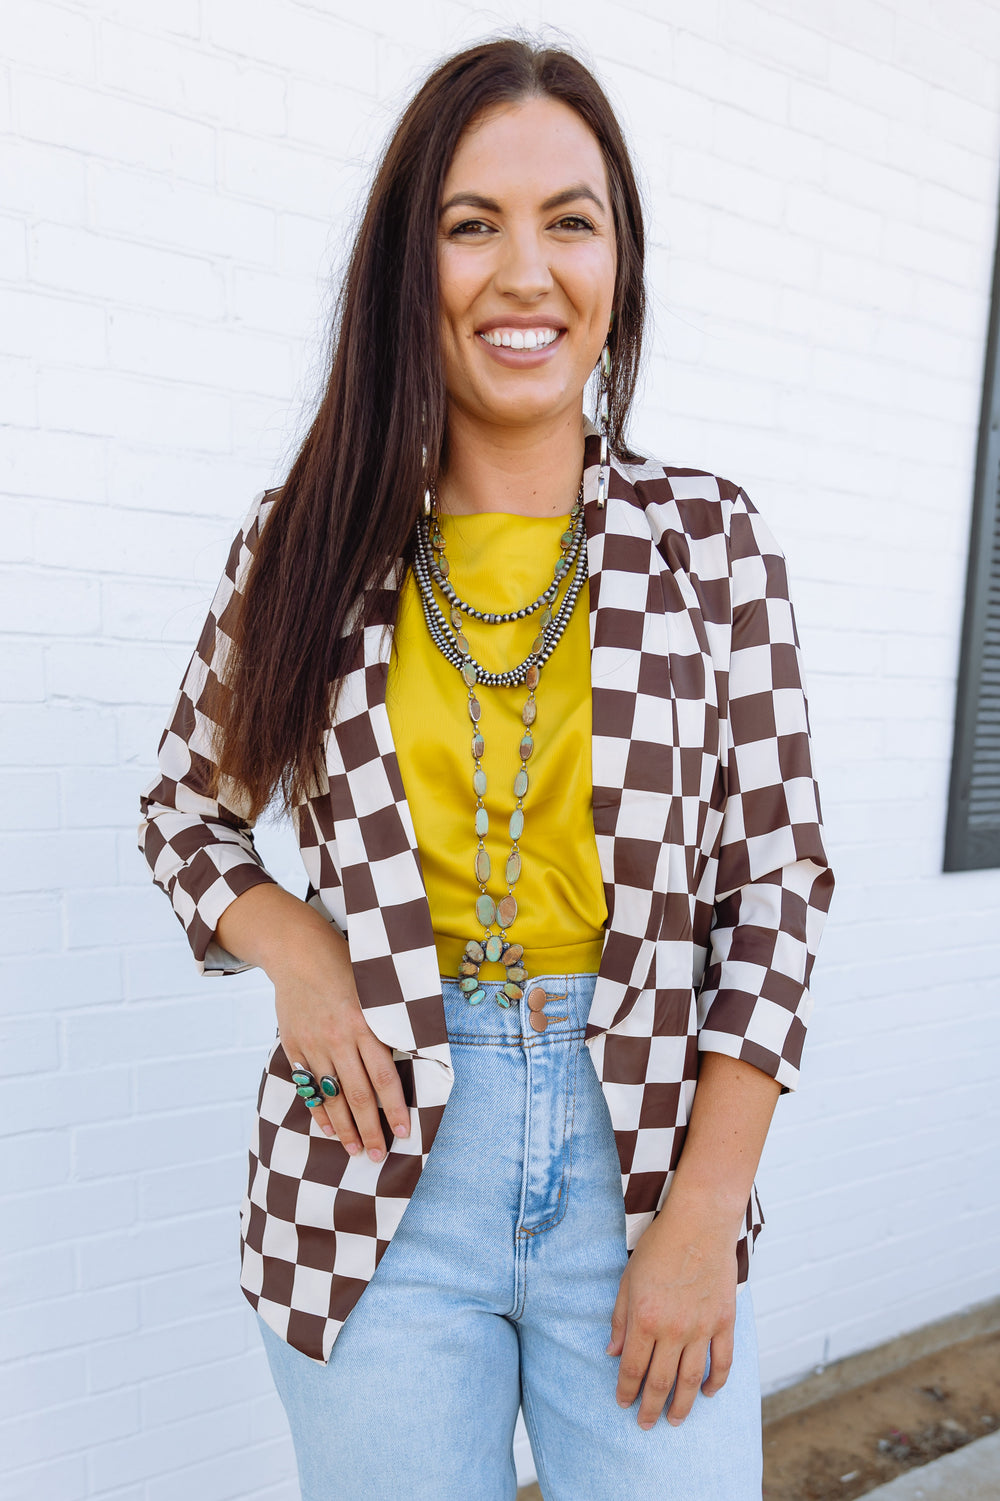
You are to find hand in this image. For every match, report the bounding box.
[270,916,411,1162]
[606,1193,739,1430]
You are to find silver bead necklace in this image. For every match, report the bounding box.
[413,481,588,1005]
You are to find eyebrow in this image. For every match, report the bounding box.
[440,183,607,215]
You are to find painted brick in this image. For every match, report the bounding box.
[0,1348,87,1422]
[29,223,222,318]
[205,1,378,93]
[17,76,214,183]
[138,1347,272,1428]
[0,569,100,636]
[0,831,118,895]
[2,138,89,222]
[143,1438,296,1501]
[0,1014,59,1075]
[0,641,46,702]
[138,1155,246,1223]
[63,995,242,1071]
[37,366,231,451]
[0,1068,131,1142]
[88,1398,250,1490]
[0,770,60,831]
[85,1309,249,1394]
[89,161,278,262]
[2,0,96,79]
[77,1211,235,1291]
[0,949,123,1014]
[0,1129,71,1193]
[138,1258,242,1331]
[1,1456,87,1501]
[108,307,293,397]
[74,1104,247,1178]
[0,421,107,503]
[3,3,1000,1496]
[0,1389,139,1471]
[0,1284,139,1362]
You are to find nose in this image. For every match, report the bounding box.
[494,225,554,302]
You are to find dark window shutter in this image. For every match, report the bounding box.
[944,197,1000,871]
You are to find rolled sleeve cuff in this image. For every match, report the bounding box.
[697,988,811,1094]
[175,853,279,976]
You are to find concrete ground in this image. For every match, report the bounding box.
[860,1430,1000,1500]
[515,1431,1000,1500]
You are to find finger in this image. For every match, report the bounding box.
[662,1343,710,1427]
[606,1279,628,1357]
[357,1034,410,1140]
[635,1344,683,1430]
[615,1324,656,1410]
[335,1053,391,1162]
[287,1049,351,1149]
[321,1090,363,1154]
[701,1325,734,1397]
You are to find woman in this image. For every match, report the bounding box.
[139,36,833,1501]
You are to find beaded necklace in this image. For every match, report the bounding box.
[413,479,588,1006]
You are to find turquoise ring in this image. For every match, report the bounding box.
[291,1063,322,1106]
[320,1075,340,1098]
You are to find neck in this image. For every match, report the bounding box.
[436,407,586,518]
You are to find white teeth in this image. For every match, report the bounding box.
[479,327,560,349]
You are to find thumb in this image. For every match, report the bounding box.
[606,1273,629,1356]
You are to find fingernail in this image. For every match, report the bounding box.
[368,1147,383,1162]
[321,1124,334,1138]
[639,1421,654,1431]
[394,1123,409,1137]
[617,1398,630,1408]
[345,1142,360,1155]
[668,1417,683,1427]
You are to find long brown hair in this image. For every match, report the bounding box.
[215,36,647,820]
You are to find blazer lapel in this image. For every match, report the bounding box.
[324,428,680,1051]
[583,429,680,1038]
[324,581,451,1063]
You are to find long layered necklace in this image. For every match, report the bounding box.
[412,479,588,1006]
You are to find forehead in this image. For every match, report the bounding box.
[442,95,609,202]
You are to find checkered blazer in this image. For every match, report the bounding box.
[139,427,834,1364]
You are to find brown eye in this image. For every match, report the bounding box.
[449,219,493,237]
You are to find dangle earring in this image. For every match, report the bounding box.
[421,404,432,518]
[596,331,612,509]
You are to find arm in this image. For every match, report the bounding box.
[138,491,410,1157]
[609,488,834,1429]
[137,489,279,975]
[215,881,412,1160]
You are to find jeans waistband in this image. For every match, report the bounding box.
[440,972,599,1044]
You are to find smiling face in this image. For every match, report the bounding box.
[437,94,617,442]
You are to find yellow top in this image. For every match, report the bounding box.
[386,509,608,981]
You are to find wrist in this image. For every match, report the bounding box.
[260,900,348,984]
[656,1172,750,1242]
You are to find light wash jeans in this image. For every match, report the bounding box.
[258,973,763,1500]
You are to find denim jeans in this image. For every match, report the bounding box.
[258,972,763,1500]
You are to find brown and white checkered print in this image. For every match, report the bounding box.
[139,426,834,1363]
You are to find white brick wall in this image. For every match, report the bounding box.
[2,0,999,1494]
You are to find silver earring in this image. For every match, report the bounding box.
[596,342,611,509]
[421,405,432,518]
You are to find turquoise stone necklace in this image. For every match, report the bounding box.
[413,481,588,1006]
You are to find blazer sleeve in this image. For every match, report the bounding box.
[696,487,835,1093]
[137,489,280,977]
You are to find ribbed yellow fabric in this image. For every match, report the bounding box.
[386,509,608,981]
